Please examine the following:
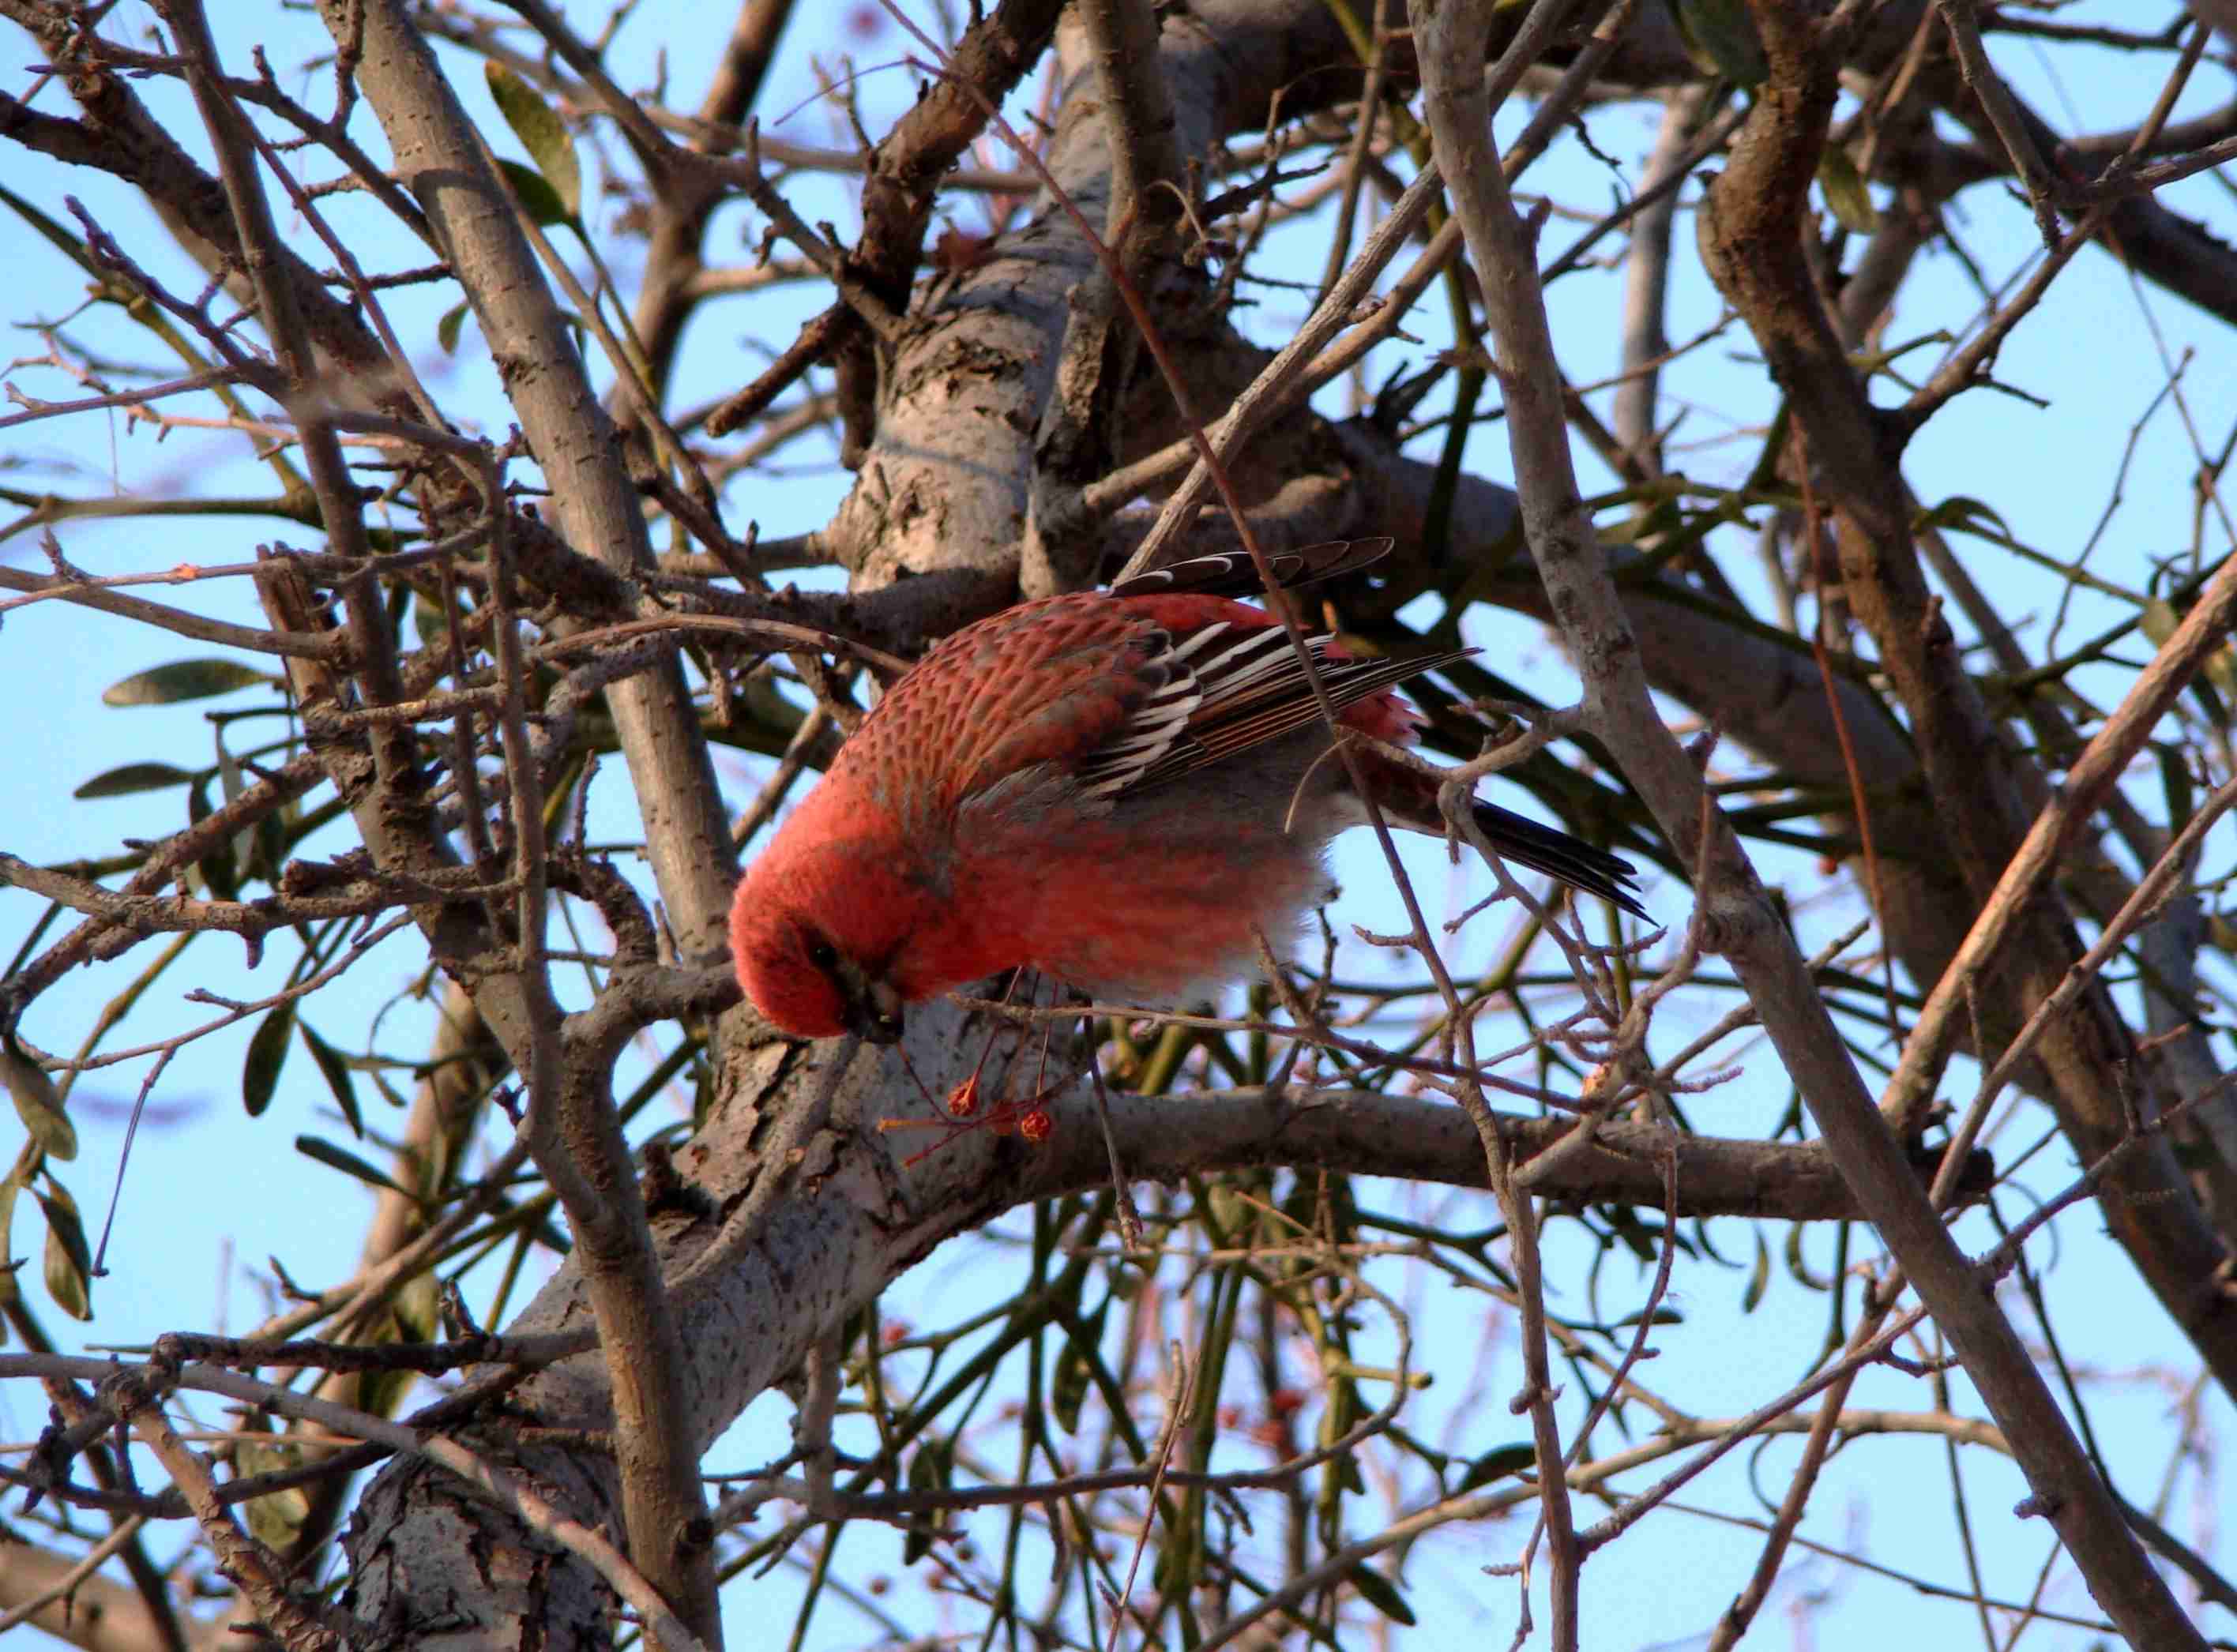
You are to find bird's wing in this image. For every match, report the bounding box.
[849,562,1462,825]
[1076,614,1474,801]
[1107,536,1394,601]
[848,596,1194,821]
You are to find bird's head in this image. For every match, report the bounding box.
[729,820,949,1045]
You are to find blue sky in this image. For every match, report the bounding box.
[5,2,2236,1646]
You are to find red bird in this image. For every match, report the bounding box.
[730,539,1644,1042]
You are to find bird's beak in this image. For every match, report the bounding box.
[836,963,905,1046]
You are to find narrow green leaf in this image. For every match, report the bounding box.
[1817,146,1878,233]
[2152,599,2237,698]
[255,806,288,883]
[1742,1230,1770,1312]
[188,774,239,903]
[2172,1140,2223,1172]
[1348,1563,1416,1627]
[902,1437,952,1564]
[0,176,107,267]
[37,1185,92,1320]
[1784,1222,1831,1291]
[3,1036,76,1162]
[2159,746,2196,841]
[1672,0,1766,85]
[1320,1402,1366,1494]
[0,1175,19,1308]
[1051,1299,1108,1432]
[216,736,257,876]
[294,1135,409,1198]
[494,159,573,230]
[239,1432,314,1549]
[2141,598,2182,647]
[44,1225,90,1318]
[2209,644,2237,701]
[411,590,455,648]
[486,64,582,220]
[1608,1212,1660,1265]
[102,659,270,707]
[1454,1441,1537,1492]
[437,299,471,355]
[73,761,198,800]
[299,1022,365,1139]
[1915,494,2012,540]
[243,1001,296,1118]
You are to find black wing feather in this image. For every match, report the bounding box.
[1107,537,1396,601]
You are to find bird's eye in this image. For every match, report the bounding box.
[806,938,839,971]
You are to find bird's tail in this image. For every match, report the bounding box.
[1357,750,1649,918]
[1466,799,1647,918]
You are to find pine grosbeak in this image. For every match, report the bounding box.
[731,539,1644,1042]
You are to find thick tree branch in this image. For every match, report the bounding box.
[1701,0,2237,1402]
[299,1,731,1637]
[1408,0,2205,1643]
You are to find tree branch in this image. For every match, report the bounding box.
[1408,0,2205,1643]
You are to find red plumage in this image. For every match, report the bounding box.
[729,540,1644,1041]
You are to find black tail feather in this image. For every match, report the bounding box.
[1111,538,1652,919]
[1472,801,1649,919]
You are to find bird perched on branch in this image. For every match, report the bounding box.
[730,538,1645,1042]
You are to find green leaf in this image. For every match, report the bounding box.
[1742,1229,1770,1312]
[187,774,239,903]
[437,299,472,355]
[494,159,574,230]
[234,1421,314,1549]
[299,1022,365,1139]
[2160,746,2197,840]
[2209,644,2237,701]
[2172,1139,2228,1172]
[1348,1563,1416,1627]
[902,1436,952,1564]
[1454,1441,1537,1492]
[37,1185,92,1320]
[1672,0,1766,86]
[1600,497,1684,546]
[243,1001,296,1118]
[3,1035,76,1162]
[1320,1402,1366,1494]
[1051,1299,1108,1432]
[1817,145,1878,233]
[411,590,455,648]
[102,659,271,707]
[1784,1222,1832,1292]
[2141,598,2182,647]
[1915,494,2013,542]
[294,1135,408,1198]
[0,1175,19,1308]
[486,64,582,220]
[0,177,110,268]
[2148,598,2237,698]
[216,736,258,877]
[73,761,198,800]
[370,1066,410,1111]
